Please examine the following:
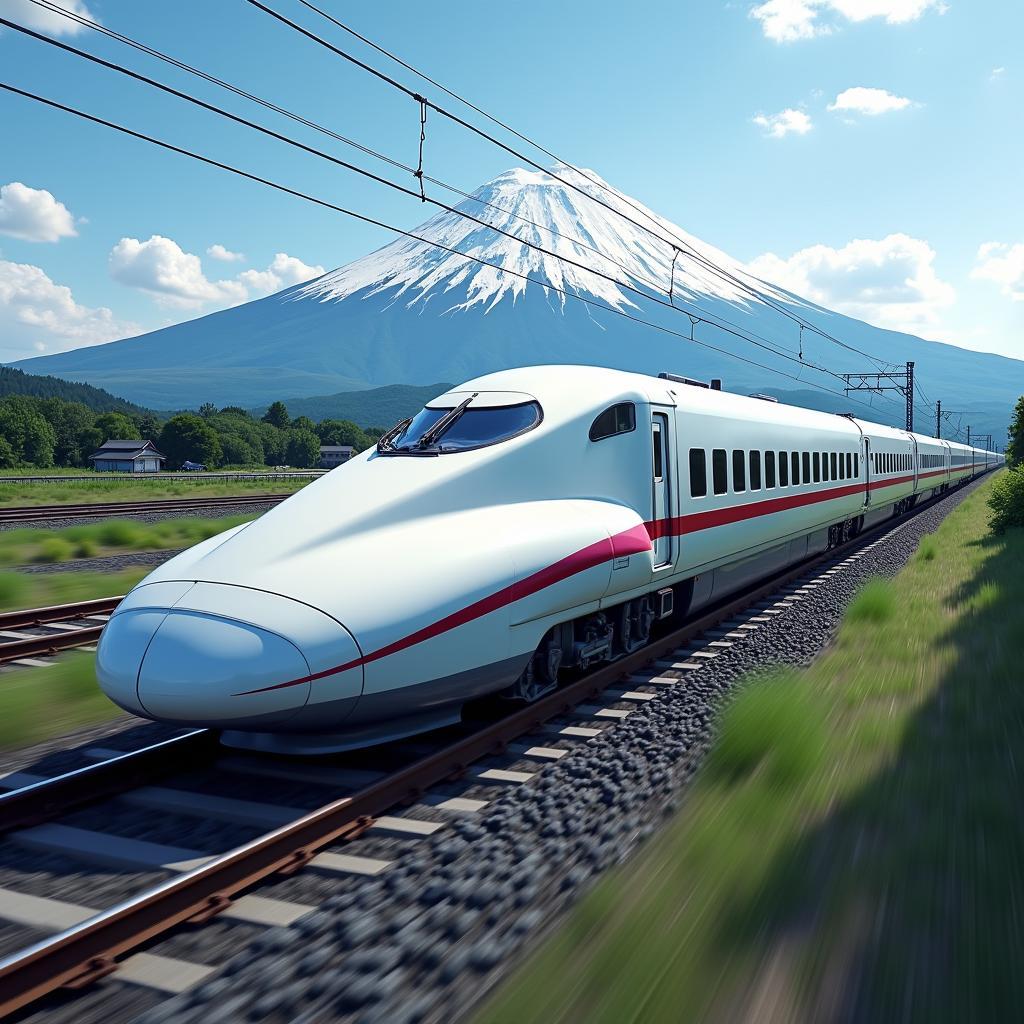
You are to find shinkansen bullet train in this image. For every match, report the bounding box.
[96,366,1002,753]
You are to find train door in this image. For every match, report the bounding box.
[651,411,672,569]
[862,436,872,506]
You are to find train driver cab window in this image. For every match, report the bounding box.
[713,449,728,495]
[379,394,542,454]
[732,449,746,492]
[589,402,636,442]
[689,449,707,498]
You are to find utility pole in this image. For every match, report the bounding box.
[841,361,916,432]
[936,400,941,439]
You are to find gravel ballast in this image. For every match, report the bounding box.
[16,478,991,1024]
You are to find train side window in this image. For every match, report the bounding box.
[732,449,746,492]
[792,451,801,485]
[713,449,728,495]
[802,451,811,483]
[779,450,789,486]
[831,452,838,479]
[854,454,859,478]
[846,453,853,478]
[749,450,762,490]
[838,453,845,480]
[589,402,636,442]
[813,452,821,482]
[689,449,707,498]
[765,451,776,488]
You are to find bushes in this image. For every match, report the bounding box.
[847,577,895,623]
[706,670,826,787]
[988,466,1024,534]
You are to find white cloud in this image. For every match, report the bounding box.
[238,252,325,296]
[109,235,247,309]
[751,0,947,42]
[990,66,1006,82]
[828,86,916,115]
[749,233,955,336]
[971,242,1024,301]
[110,236,325,309]
[207,243,245,263]
[0,259,139,361]
[753,108,813,138]
[0,182,77,242]
[0,0,98,35]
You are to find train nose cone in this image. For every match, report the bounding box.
[97,581,362,728]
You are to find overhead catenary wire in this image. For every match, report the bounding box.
[267,0,901,373]
[26,0,904,399]
[0,80,906,420]
[4,14,864,386]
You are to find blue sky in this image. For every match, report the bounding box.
[0,0,1021,364]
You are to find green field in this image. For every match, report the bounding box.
[0,567,150,611]
[0,475,310,508]
[0,514,253,566]
[477,475,1023,1023]
[0,652,120,751]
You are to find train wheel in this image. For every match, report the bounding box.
[616,596,654,655]
[503,628,563,703]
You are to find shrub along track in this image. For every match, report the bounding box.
[0,475,994,1023]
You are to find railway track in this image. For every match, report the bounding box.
[0,598,121,668]
[0,492,291,524]
[0,482,982,1018]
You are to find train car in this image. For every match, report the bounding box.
[95,365,1001,753]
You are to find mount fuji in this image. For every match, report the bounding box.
[14,166,1024,437]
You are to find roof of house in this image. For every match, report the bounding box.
[89,439,166,460]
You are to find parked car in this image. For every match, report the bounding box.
[180,461,207,471]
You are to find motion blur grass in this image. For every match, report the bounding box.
[0,475,309,508]
[0,514,252,566]
[0,567,149,611]
[476,474,1022,1024]
[0,652,119,750]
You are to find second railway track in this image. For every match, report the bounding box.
[0,492,291,525]
[0,483,970,1020]
[0,598,121,668]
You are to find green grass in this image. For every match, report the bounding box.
[0,652,121,750]
[0,475,310,508]
[0,514,252,567]
[476,474,1024,1024]
[0,567,150,611]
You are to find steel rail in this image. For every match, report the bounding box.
[0,596,121,631]
[0,493,290,523]
[0,475,992,1016]
[0,625,105,665]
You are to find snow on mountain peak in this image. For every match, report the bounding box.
[294,165,783,315]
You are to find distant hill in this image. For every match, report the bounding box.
[0,365,148,414]
[252,383,452,428]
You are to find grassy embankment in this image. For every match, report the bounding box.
[0,514,254,567]
[0,474,311,507]
[477,474,1024,1023]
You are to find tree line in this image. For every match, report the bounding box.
[0,394,385,470]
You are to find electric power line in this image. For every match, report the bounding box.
[0,79,910,420]
[5,12,878,391]
[245,0,900,374]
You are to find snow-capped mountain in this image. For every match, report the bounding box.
[297,166,778,314]
[14,166,1024,438]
